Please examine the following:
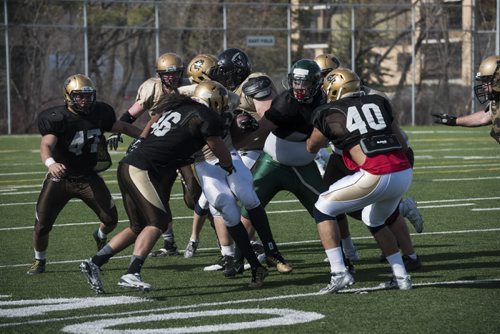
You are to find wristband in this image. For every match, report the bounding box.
[44,158,56,168]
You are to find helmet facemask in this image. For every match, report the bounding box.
[158,69,184,92]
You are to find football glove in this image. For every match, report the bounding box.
[107,133,123,150]
[431,113,457,126]
[235,111,259,132]
[126,137,144,156]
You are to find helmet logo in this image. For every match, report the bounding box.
[231,52,246,68]
[193,59,205,70]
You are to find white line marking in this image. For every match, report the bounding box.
[471,208,500,211]
[62,308,325,334]
[0,278,498,329]
[433,176,500,182]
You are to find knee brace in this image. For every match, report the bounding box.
[194,202,210,216]
[313,206,336,224]
[367,224,386,235]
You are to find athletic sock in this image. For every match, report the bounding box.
[325,247,347,273]
[127,255,145,274]
[386,252,408,277]
[247,205,278,255]
[226,223,260,269]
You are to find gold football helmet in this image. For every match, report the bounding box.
[187,54,218,84]
[156,52,185,90]
[314,54,341,78]
[63,74,96,115]
[192,80,229,115]
[474,55,500,103]
[323,67,361,102]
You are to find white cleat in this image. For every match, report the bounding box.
[319,271,354,294]
[379,275,412,290]
[118,273,152,292]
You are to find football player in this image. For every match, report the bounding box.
[238,59,340,280]
[79,81,268,293]
[108,52,200,257]
[322,69,424,271]
[432,55,500,144]
[307,67,413,292]
[27,74,142,275]
[206,48,292,274]
[313,54,361,263]
[176,50,290,277]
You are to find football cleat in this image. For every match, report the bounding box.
[80,259,105,294]
[222,255,244,277]
[118,273,152,291]
[403,255,422,272]
[319,271,354,294]
[184,240,199,258]
[93,229,107,251]
[203,255,224,272]
[266,253,293,273]
[149,240,179,257]
[379,275,412,290]
[400,198,424,233]
[27,259,46,275]
[249,266,268,288]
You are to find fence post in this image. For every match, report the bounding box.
[4,0,10,134]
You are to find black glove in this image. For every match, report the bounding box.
[126,137,144,156]
[235,111,259,132]
[107,133,123,150]
[216,162,235,176]
[431,113,457,126]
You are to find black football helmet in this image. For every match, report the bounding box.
[212,48,251,90]
[63,74,96,115]
[287,59,322,103]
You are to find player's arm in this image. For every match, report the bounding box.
[107,101,146,150]
[205,136,234,174]
[306,128,329,154]
[110,120,142,139]
[40,134,66,178]
[432,108,492,127]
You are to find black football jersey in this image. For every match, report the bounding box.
[37,102,116,176]
[122,102,224,175]
[312,94,395,150]
[265,90,325,141]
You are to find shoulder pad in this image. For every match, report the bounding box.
[242,76,273,100]
[37,106,66,135]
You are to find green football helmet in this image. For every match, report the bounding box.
[287,59,322,103]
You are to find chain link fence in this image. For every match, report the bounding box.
[0,0,497,133]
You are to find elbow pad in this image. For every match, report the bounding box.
[119,111,137,124]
